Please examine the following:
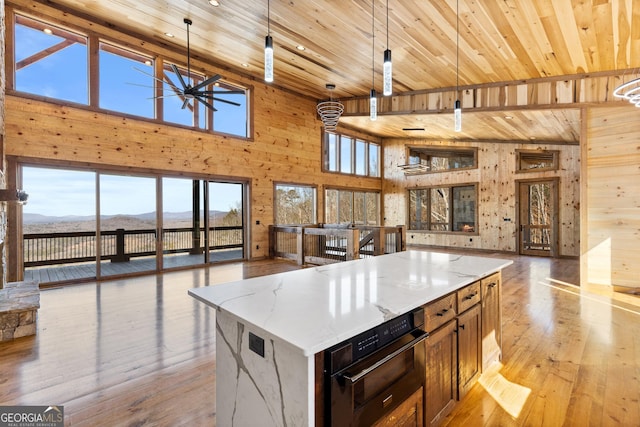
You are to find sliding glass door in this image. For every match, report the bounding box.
[161,178,205,269]
[98,173,157,277]
[208,182,244,262]
[21,166,247,284]
[22,166,97,283]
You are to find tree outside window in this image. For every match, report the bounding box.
[274,185,316,225]
[409,184,477,232]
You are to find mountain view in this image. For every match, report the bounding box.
[23,210,231,233]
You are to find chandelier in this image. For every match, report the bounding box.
[613,77,640,107]
[317,84,344,132]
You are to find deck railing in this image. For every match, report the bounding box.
[269,224,405,266]
[23,226,243,267]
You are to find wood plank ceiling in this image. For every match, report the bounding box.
[21,0,640,142]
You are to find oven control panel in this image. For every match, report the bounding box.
[327,307,424,374]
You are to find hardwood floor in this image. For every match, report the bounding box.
[1,251,638,426]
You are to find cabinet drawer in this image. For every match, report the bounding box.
[457,281,481,313]
[424,293,456,333]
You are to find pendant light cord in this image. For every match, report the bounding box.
[372,0,375,87]
[456,0,459,93]
[386,0,389,49]
[268,0,271,35]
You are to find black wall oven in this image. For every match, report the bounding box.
[323,308,427,426]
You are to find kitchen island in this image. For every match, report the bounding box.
[188,250,512,426]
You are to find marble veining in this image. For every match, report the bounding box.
[189,250,513,356]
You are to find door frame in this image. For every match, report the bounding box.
[515,177,559,257]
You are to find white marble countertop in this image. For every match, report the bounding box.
[188,250,512,356]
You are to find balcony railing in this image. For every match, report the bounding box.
[269,224,405,266]
[23,226,243,267]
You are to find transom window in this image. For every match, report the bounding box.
[323,132,380,177]
[408,184,477,232]
[274,184,317,225]
[400,146,477,175]
[15,15,88,104]
[13,13,249,138]
[325,189,380,225]
[516,150,559,172]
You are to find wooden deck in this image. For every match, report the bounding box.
[24,249,244,285]
[1,249,639,426]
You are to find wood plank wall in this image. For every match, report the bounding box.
[584,105,640,290]
[382,139,580,257]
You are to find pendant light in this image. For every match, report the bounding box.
[383,0,392,96]
[454,0,461,132]
[264,0,274,83]
[370,0,377,121]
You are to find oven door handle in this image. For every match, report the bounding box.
[340,330,429,384]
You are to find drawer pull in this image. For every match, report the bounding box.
[464,293,477,300]
[436,308,449,317]
[488,282,497,288]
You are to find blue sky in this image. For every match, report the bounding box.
[23,167,242,217]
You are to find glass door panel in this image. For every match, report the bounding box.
[207,182,244,262]
[22,166,97,283]
[161,177,205,269]
[518,179,558,257]
[99,174,157,277]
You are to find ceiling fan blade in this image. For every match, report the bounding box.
[192,74,222,91]
[194,95,217,112]
[197,89,245,95]
[171,64,188,90]
[181,98,190,109]
[198,94,242,107]
[132,66,167,85]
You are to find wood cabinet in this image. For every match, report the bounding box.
[372,387,424,427]
[481,272,502,370]
[424,320,457,427]
[456,304,481,399]
[423,272,502,427]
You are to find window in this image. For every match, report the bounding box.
[13,14,249,138]
[274,184,317,225]
[516,150,559,172]
[163,63,206,129]
[325,189,380,225]
[408,184,477,232]
[15,15,88,104]
[400,146,477,175]
[99,43,154,117]
[323,131,380,177]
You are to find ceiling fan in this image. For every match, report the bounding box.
[137,18,243,112]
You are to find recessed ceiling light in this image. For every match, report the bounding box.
[144,60,152,66]
[43,28,53,35]
[241,63,249,67]
[165,32,175,38]
[296,45,305,51]
[504,115,513,120]
[208,0,220,6]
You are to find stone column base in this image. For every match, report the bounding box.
[0,281,40,342]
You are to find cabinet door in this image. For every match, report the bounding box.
[372,387,423,427]
[481,272,502,371]
[457,304,481,399]
[424,320,457,427]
